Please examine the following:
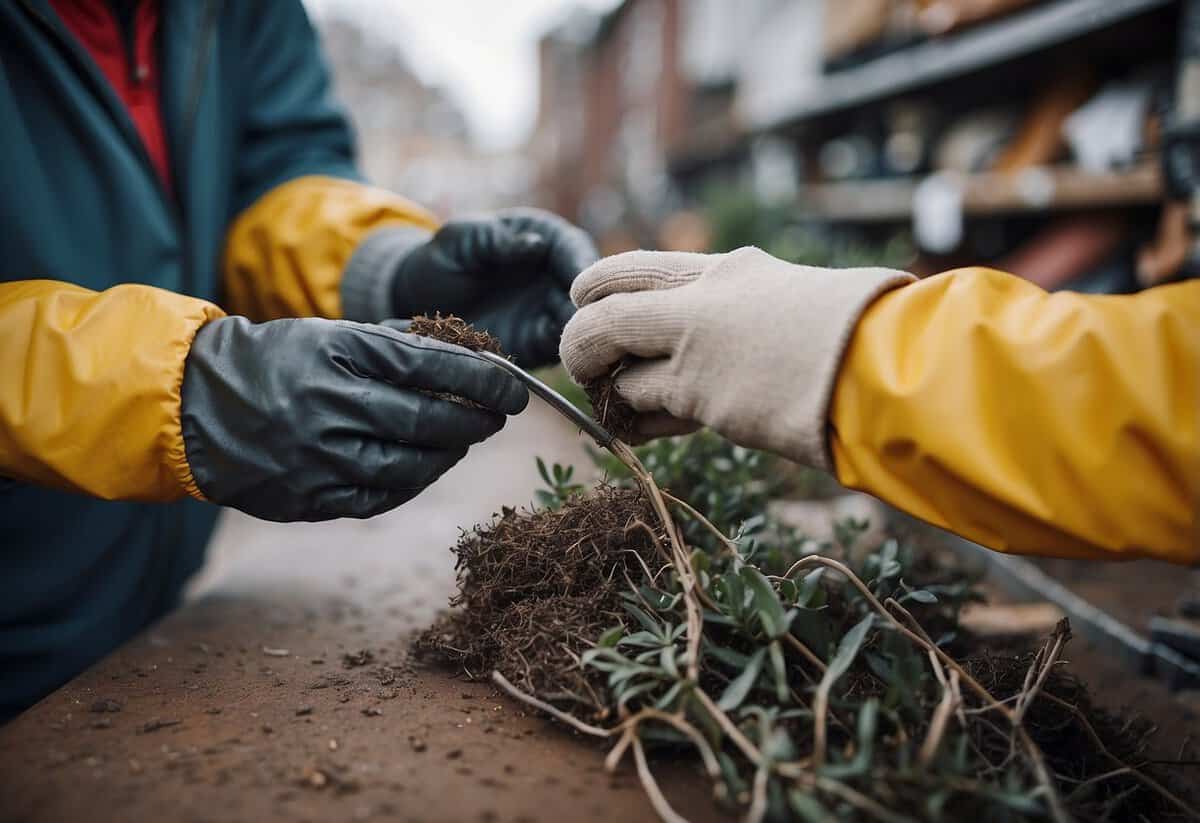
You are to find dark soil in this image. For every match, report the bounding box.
[418,490,1193,820]
[409,313,503,355]
[582,371,638,442]
[416,486,661,720]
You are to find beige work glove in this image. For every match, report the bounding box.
[559,247,914,470]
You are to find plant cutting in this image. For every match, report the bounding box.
[412,316,1196,823]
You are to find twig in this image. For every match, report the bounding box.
[605,726,635,772]
[1041,692,1200,820]
[661,490,741,557]
[745,764,769,823]
[637,709,723,783]
[919,670,960,767]
[632,735,690,823]
[811,775,920,823]
[787,556,1072,823]
[1065,766,1134,800]
[491,671,612,738]
[693,687,765,765]
[1013,621,1070,725]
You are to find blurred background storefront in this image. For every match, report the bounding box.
[311,0,1197,293]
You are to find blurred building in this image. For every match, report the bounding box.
[527,0,1192,292]
[316,15,532,216]
[528,0,825,250]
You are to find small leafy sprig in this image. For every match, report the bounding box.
[535,457,585,510]
[491,435,1190,822]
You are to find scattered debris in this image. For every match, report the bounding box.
[295,706,314,717]
[307,674,352,690]
[341,650,375,669]
[408,737,427,753]
[298,763,360,795]
[445,748,462,760]
[138,718,180,734]
[89,699,121,713]
[361,707,383,717]
[261,646,290,657]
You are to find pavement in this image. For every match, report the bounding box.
[0,403,720,823]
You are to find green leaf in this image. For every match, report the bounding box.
[740,566,788,638]
[638,585,679,611]
[762,726,797,762]
[880,538,898,564]
[715,573,746,617]
[622,603,661,634]
[790,607,833,662]
[618,630,663,649]
[795,569,825,607]
[703,642,750,669]
[616,679,660,708]
[822,614,873,687]
[904,589,938,604]
[821,697,880,779]
[536,457,552,487]
[660,646,679,679]
[597,626,623,647]
[856,698,879,757]
[717,647,765,711]
[767,640,789,704]
[788,790,832,822]
[654,679,686,710]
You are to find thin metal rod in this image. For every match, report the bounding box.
[476,351,614,447]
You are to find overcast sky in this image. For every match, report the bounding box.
[303,0,621,151]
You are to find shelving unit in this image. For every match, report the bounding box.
[800,162,1162,222]
[768,0,1175,129]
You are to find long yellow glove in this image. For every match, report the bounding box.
[222,175,439,321]
[561,250,1198,564]
[832,269,1199,563]
[0,280,225,501]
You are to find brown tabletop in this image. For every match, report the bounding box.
[0,405,719,823]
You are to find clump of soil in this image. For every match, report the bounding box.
[408,314,504,409]
[409,313,502,355]
[583,371,638,442]
[417,486,660,717]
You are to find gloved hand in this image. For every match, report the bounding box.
[386,209,597,368]
[559,248,914,469]
[181,316,528,521]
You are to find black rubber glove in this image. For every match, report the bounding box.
[180,316,528,522]
[390,208,598,368]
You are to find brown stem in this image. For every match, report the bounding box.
[632,735,689,823]
[786,556,1071,823]
[491,671,612,738]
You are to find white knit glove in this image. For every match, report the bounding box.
[559,247,914,469]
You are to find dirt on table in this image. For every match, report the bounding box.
[417,485,660,719]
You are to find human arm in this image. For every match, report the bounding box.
[0,280,528,520]
[559,249,1199,563]
[220,2,596,366]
